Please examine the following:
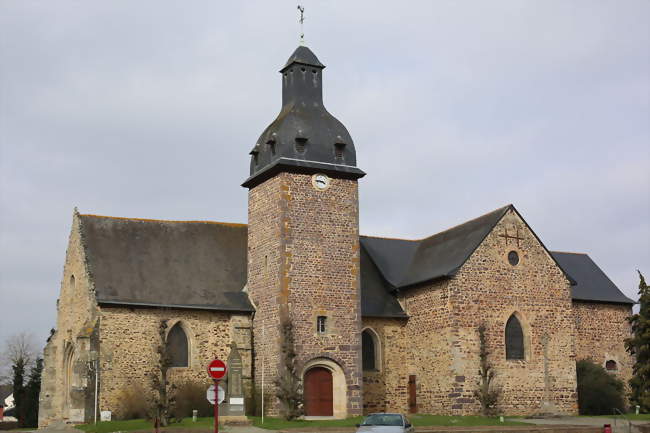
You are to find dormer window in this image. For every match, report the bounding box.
[295,130,307,154]
[334,140,346,159]
[250,150,259,166]
[268,141,276,155]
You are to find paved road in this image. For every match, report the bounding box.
[521,416,649,433]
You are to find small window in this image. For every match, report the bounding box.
[70,274,76,290]
[295,138,307,153]
[268,141,276,155]
[316,316,327,334]
[505,314,524,360]
[605,360,617,371]
[334,143,345,159]
[362,329,377,371]
[166,323,189,367]
[508,251,519,266]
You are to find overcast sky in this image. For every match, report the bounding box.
[0,1,648,357]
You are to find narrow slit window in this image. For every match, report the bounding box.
[362,329,377,371]
[316,316,327,334]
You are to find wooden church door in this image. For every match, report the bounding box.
[304,367,333,416]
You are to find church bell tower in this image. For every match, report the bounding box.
[243,45,365,418]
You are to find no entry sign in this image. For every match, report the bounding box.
[207,359,227,380]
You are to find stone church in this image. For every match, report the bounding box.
[39,45,635,426]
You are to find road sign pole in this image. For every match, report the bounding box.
[216,383,219,433]
[207,358,226,433]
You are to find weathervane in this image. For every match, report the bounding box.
[297,5,305,45]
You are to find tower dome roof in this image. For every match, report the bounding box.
[281,45,325,71]
[242,45,365,189]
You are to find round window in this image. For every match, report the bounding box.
[508,251,519,266]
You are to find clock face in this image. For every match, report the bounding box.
[312,173,330,190]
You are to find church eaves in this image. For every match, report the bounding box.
[242,45,365,189]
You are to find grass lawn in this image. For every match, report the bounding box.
[409,415,525,427]
[250,415,364,429]
[74,414,527,432]
[75,417,216,433]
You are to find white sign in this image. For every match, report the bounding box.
[206,384,225,405]
[100,411,112,422]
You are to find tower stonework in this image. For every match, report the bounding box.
[244,46,365,418]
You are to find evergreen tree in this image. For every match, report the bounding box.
[24,358,43,427]
[12,357,26,427]
[576,359,625,414]
[625,271,650,412]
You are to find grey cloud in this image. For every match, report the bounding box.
[0,0,648,353]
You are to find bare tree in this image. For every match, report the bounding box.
[1,333,38,383]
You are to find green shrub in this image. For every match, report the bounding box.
[172,381,213,419]
[576,359,625,415]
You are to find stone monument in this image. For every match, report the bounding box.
[221,342,249,424]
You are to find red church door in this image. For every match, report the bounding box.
[304,367,333,416]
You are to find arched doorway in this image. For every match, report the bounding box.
[304,367,333,416]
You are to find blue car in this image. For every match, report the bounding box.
[355,413,414,433]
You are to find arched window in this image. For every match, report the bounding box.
[605,360,617,371]
[166,323,189,367]
[505,314,524,360]
[362,329,379,371]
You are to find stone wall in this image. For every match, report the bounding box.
[365,208,579,416]
[39,211,99,427]
[573,301,633,386]
[435,209,578,415]
[248,172,362,418]
[362,279,455,415]
[247,175,284,414]
[97,306,251,418]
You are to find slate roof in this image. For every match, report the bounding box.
[78,205,632,318]
[361,205,632,306]
[79,215,253,312]
[243,45,365,189]
[281,45,325,71]
[551,252,635,304]
[361,205,511,289]
[359,242,408,318]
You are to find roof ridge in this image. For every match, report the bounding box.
[360,234,419,242]
[361,205,512,243]
[551,250,588,255]
[418,204,512,242]
[79,213,247,227]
